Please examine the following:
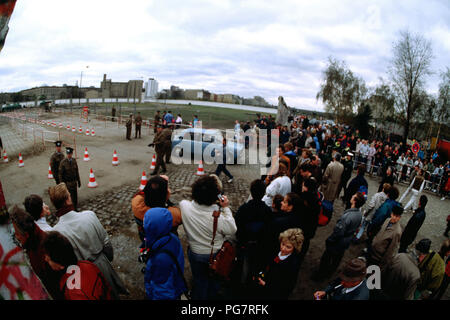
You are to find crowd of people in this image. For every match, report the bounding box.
[1,114,449,301]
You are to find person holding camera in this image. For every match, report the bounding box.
[253,228,304,300]
[179,175,237,300]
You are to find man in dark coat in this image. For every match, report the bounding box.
[126,114,133,140]
[149,125,172,175]
[338,152,354,198]
[312,192,366,281]
[314,258,369,300]
[135,112,143,139]
[154,110,161,133]
[50,141,65,184]
[399,195,427,253]
[58,147,81,210]
[111,106,116,121]
[234,180,272,290]
[343,164,368,209]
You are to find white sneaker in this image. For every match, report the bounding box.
[228,178,233,183]
[441,197,446,201]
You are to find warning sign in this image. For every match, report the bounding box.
[411,142,420,154]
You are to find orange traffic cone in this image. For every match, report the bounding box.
[78,126,83,134]
[87,168,98,188]
[18,153,24,167]
[112,150,119,166]
[195,160,205,176]
[3,149,8,163]
[72,126,76,132]
[86,128,90,136]
[83,148,90,161]
[48,163,54,179]
[150,154,156,170]
[91,128,95,137]
[139,171,148,190]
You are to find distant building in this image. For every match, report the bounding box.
[100,74,143,102]
[144,78,159,99]
[185,89,210,101]
[19,86,79,101]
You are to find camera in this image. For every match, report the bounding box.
[138,248,150,264]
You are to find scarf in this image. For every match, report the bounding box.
[56,204,75,218]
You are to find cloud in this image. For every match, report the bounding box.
[0,0,449,111]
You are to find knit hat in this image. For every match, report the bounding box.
[339,258,367,282]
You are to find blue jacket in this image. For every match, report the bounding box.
[313,136,320,152]
[164,113,174,124]
[370,199,399,230]
[144,207,186,300]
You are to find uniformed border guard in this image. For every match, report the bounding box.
[50,140,65,184]
[58,147,81,210]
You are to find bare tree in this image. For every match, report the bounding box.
[388,30,434,143]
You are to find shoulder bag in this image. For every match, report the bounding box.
[208,210,236,280]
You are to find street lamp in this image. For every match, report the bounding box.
[79,65,89,106]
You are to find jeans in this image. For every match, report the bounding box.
[215,164,233,179]
[188,247,221,300]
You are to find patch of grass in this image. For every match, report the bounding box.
[90,102,274,129]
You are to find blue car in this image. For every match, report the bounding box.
[171,128,245,164]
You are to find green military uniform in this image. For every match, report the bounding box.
[154,113,161,133]
[59,148,81,210]
[135,114,143,139]
[50,152,65,184]
[50,141,65,184]
[151,127,172,174]
[126,115,132,140]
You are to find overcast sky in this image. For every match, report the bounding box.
[1,0,449,111]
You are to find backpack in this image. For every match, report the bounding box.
[317,191,333,226]
[61,261,112,300]
[358,185,369,200]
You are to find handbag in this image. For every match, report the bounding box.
[208,210,236,280]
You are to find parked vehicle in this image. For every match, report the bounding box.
[171,128,244,163]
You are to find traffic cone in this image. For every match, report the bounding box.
[112,150,119,166]
[195,160,205,176]
[59,123,63,129]
[83,148,90,161]
[150,154,156,170]
[18,153,24,167]
[48,163,54,179]
[78,126,83,134]
[91,128,95,137]
[3,149,8,163]
[66,124,71,131]
[72,126,76,132]
[86,128,90,136]
[87,168,98,188]
[139,171,148,191]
